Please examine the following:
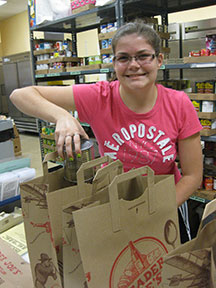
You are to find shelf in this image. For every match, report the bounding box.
[188,93,216,101]
[34,62,216,79]
[33,49,55,56]
[200,129,216,137]
[100,48,112,55]
[43,144,56,151]
[66,64,101,72]
[122,0,216,16]
[161,47,170,54]
[184,55,216,64]
[162,62,216,70]
[198,112,216,119]
[36,57,81,65]
[204,164,216,172]
[201,135,216,142]
[30,2,117,33]
[40,134,55,140]
[35,67,114,80]
[158,32,170,40]
[98,31,170,41]
[98,31,116,40]
[190,189,216,203]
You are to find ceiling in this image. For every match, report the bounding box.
[0,0,28,21]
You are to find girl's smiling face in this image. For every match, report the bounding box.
[113,33,163,92]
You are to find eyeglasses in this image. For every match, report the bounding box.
[113,53,156,65]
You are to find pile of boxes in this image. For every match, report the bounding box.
[0,119,15,160]
[0,117,36,203]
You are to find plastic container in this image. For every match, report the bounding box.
[0,172,19,201]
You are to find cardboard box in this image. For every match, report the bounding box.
[0,238,33,287]
[13,124,22,156]
[72,3,95,14]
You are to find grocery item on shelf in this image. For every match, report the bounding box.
[206,34,216,55]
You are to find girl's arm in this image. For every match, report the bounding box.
[10,85,88,157]
[176,132,203,207]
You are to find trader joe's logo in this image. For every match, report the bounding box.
[109,237,168,288]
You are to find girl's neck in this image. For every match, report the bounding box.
[119,84,158,114]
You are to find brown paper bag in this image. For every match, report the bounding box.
[162,199,216,288]
[20,152,113,288]
[73,166,180,287]
[0,238,33,287]
[62,160,123,288]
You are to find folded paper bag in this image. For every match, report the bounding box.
[73,166,180,287]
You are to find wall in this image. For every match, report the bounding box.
[168,5,216,23]
[0,11,30,58]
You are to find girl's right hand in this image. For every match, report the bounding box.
[54,113,89,159]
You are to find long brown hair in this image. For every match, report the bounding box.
[112,19,161,56]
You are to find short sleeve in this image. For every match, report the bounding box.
[73,83,101,124]
[178,92,203,139]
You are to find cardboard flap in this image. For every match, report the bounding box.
[198,198,216,234]
[165,218,216,258]
[91,159,123,196]
[42,151,58,176]
[211,245,216,288]
[108,166,155,232]
[76,155,112,198]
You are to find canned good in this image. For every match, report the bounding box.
[88,56,95,65]
[192,100,201,112]
[204,175,213,190]
[101,40,109,49]
[204,157,214,165]
[102,54,110,64]
[214,177,216,190]
[56,41,63,51]
[108,38,112,47]
[200,119,212,130]
[100,24,107,33]
[202,101,215,112]
[195,81,205,93]
[94,55,102,64]
[107,23,114,32]
[206,34,216,55]
[64,138,94,183]
[205,81,216,94]
[44,42,51,49]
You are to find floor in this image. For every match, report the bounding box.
[19,132,44,177]
[19,132,58,177]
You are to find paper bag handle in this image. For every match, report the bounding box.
[109,166,155,232]
[76,155,112,198]
[91,160,123,196]
[42,151,59,176]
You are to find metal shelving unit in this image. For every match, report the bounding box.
[30,0,216,203]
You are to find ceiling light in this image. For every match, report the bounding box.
[0,0,7,7]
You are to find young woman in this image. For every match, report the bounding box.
[10,20,203,242]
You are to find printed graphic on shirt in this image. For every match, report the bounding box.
[103,123,176,170]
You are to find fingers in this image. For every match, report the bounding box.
[73,133,81,155]
[55,132,66,159]
[55,132,83,159]
[54,116,89,159]
[65,135,73,158]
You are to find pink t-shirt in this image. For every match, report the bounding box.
[73,81,202,183]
